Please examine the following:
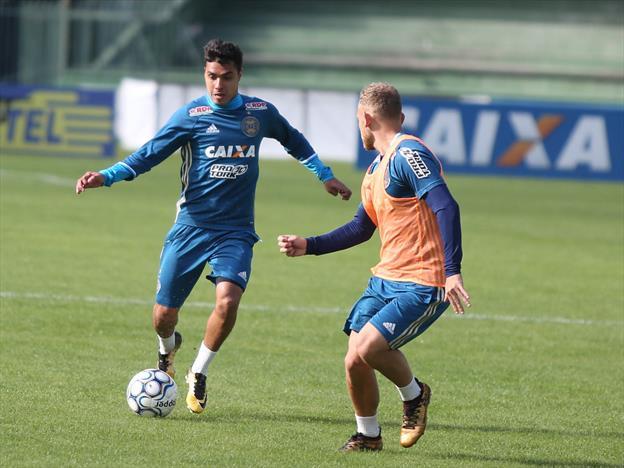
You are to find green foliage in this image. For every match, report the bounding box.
[1,154,622,467]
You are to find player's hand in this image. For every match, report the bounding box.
[277,235,307,257]
[324,178,352,200]
[75,171,105,194]
[444,273,471,314]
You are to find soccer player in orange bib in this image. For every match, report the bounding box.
[278,82,470,452]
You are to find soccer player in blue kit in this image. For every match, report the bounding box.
[75,39,352,414]
[279,82,470,451]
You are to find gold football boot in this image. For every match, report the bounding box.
[185,370,207,414]
[400,382,431,448]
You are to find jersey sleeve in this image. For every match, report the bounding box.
[390,140,445,199]
[423,184,463,277]
[305,203,376,255]
[265,103,315,161]
[121,106,194,178]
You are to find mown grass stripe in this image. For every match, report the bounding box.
[2,290,621,327]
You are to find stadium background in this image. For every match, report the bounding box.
[1,0,622,177]
[2,0,623,99]
[0,1,623,467]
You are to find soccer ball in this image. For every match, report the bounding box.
[126,369,177,417]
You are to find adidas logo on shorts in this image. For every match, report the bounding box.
[383,322,396,334]
[238,271,247,280]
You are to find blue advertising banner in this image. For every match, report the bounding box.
[0,85,115,158]
[357,96,624,181]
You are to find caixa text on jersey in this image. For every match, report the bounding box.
[204,145,256,158]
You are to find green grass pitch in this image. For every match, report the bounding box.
[1,153,622,467]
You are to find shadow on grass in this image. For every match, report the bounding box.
[430,422,622,440]
[184,411,622,442]
[177,412,621,466]
[182,409,355,426]
[430,452,621,467]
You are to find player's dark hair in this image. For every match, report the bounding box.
[203,39,243,72]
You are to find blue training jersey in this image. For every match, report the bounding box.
[119,94,323,231]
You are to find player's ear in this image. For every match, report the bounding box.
[400,112,405,125]
[364,111,374,128]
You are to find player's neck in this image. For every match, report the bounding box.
[375,129,402,156]
[206,93,243,110]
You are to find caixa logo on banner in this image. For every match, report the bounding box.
[357,97,623,181]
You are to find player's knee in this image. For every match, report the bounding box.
[152,304,179,329]
[356,340,384,366]
[344,350,368,374]
[214,294,240,315]
[356,345,371,364]
[215,280,243,314]
[153,304,177,318]
[355,326,389,364]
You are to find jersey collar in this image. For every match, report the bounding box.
[205,93,243,110]
[380,132,403,159]
[389,132,403,149]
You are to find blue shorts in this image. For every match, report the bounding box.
[344,276,449,349]
[156,223,259,308]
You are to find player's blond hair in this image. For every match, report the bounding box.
[359,82,402,120]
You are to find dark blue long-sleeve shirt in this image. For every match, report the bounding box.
[306,140,462,277]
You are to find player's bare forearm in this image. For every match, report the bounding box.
[75,171,105,194]
[324,178,352,200]
[444,274,471,314]
[277,235,307,257]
